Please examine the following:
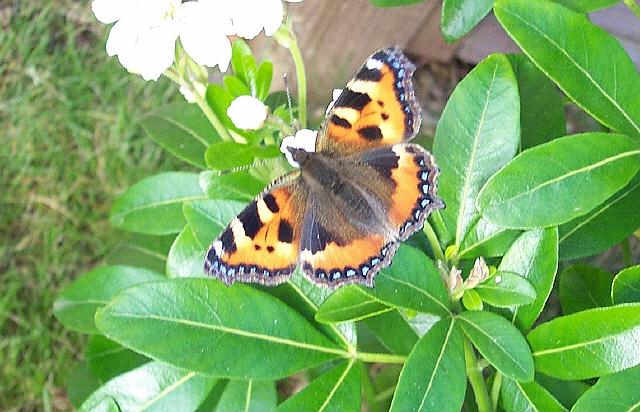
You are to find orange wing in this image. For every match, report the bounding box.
[204,174,306,286]
[316,47,421,155]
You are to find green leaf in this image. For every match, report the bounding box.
[95,279,343,379]
[256,61,273,101]
[316,286,392,323]
[433,54,520,246]
[360,310,419,356]
[106,234,174,274]
[507,54,565,149]
[458,311,535,381]
[441,0,493,42]
[110,172,206,235]
[205,142,279,172]
[499,228,559,331]
[277,361,361,412]
[612,266,640,304]
[206,84,236,130]
[500,377,567,412]
[141,103,220,168]
[361,246,451,317]
[66,361,101,409]
[458,217,522,259]
[231,39,257,93]
[552,0,621,13]
[389,318,466,412]
[559,264,612,315]
[183,199,245,248]
[462,289,484,311]
[166,225,205,278]
[223,75,251,97]
[494,0,640,138]
[216,380,276,412]
[559,175,640,260]
[86,336,149,383]
[199,170,264,202]
[527,304,640,380]
[572,365,640,412]
[477,133,640,228]
[476,272,536,308]
[368,0,425,6]
[536,374,589,410]
[80,361,217,412]
[53,265,163,334]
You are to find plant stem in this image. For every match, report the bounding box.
[163,68,235,142]
[464,338,493,412]
[355,352,407,364]
[361,364,382,412]
[622,237,633,266]
[286,29,307,129]
[624,0,640,19]
[491,372,503,411]
[431,211,452,247]
[423,220,446,263]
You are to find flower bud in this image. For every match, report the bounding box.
[227,95,269,130]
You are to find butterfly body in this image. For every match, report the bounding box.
[205,47,444,288]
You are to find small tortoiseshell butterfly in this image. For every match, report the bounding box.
[204,46,444,288]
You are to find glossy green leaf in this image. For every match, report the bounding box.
[390,318,466,412]
[256,61,273,101]
[458,217,521,259]
[433,54,520,247]
[95,279,343,379]
[199,170,264,202]
[501,377,567,412]
[80,361,217,412]
[462,289,483,311]
[612,266,640,304]
[53,265,163,334]
[559,176,640,260]
[105,234,174,274]
[361,246,451,317]
[66,361,101,409]
[205,142,279,172]
[141,103,219,168]
[182,199,245,248]
[369,0,425,6]
[316,286,392,323]
[223,75,251,97]
[441,0,493,42]
[552,0,621,13]
[478,133,640,228]
[536,374,589,410]
[277,361,361,412]
[206,84,236,130]
[507,54,565,149]
[231,39,257,93]
[86,336,149,383]
[166,225,206,278]
[110,172,206,235]
[528,304,640,380]
[494,0,640,138]
[476,272,536,308]
[499,228,559,331]
[458,311,535,381]
[216,380,276,412]
[559,265,612,314]
[572,365,640,412]
[360,310,419,356]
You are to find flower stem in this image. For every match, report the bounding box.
[464,338,493,412]
[491,372,503,411]
[355,351,407,364]
[624,0,640,19]
[287,31,308,129]
[164,68,235,142]
[423,220,446,263]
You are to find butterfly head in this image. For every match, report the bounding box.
[280,129,317,168]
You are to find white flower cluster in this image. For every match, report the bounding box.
[92,0,302,81]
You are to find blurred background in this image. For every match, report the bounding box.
[1,0,638,410]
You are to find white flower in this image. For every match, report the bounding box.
[280,129,317,168]
[227,96,269,130]
[226,0,301,39]
[325,88,343,115]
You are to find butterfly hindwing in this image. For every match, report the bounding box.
[317,46,421,155]
[204,173,306,286]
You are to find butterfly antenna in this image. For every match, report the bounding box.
[216,157,280,176]
[283,73,296,131]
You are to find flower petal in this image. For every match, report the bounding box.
[177,1,232,69]
[227,95,269,130]
[91,0,129,24]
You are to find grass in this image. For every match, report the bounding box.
[0,2,181,410]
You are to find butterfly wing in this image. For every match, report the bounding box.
[204,173,307,286]
[300,143,442,287]
[317,46,421,155]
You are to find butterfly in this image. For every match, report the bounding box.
[204,46,444,288]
